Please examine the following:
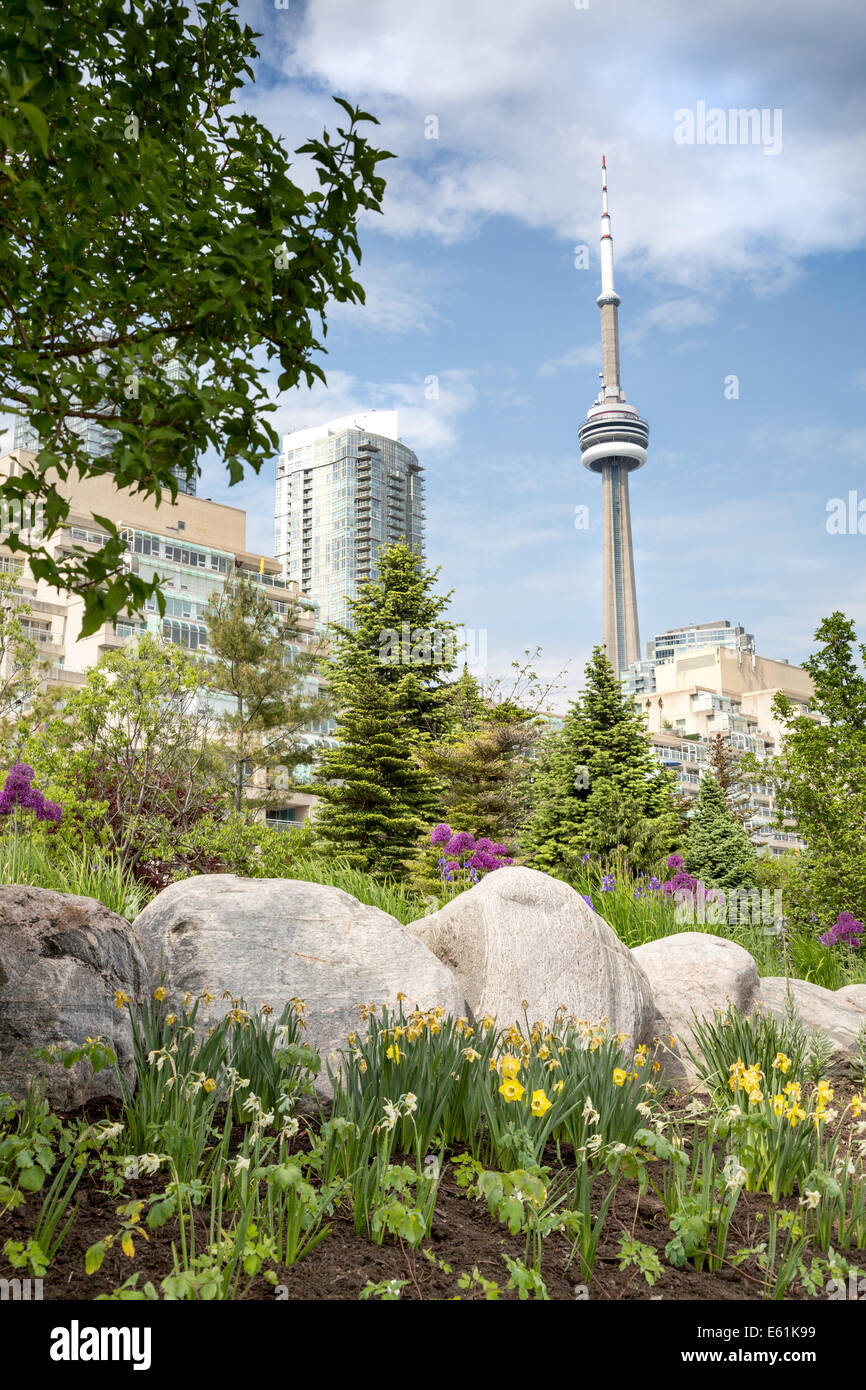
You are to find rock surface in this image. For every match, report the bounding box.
[834,983,866,1014]
[632,933,760,1083]
[0,885,145,1108]
[407,866,654,1045]
[756,977,866,1060]
[134,875,466,1093]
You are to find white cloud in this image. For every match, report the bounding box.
[244,0,866,291]
[537,344,600,379]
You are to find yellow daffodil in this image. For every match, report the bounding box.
[748,1088,764,1104]
[784,1080,801,1100]
[385,1043,401,1063]
[772,1094,785,1116]
[202,1077,217,1093]
[530,1089,552,1118]
[771,1052,791,1073]
[553,1080,564,1094]
[165,1013,176,1026]
[612,1068,626,1087]
[852,1094,865,1118]
[500,1055,521,1080]
[114,990,131,1009]
[153,987,167,1002]
[499,1078,525,1103]
[787,1102,807,1128]
[462,1047,481,1062]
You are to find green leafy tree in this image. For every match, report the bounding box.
[523,646,679,875]
[682,772,758,888]
[0,567,50,741]
[313,543,457,873]
[203,567,329,814]
[25,634,221,873]
[764,612,866,923]
[0,0,392,634]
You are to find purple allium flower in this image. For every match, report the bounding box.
[820,911,864,948]
[467,850,496,872]
[667,853,685,871]
[430,823,453,846]
[445,831,476,857]
[445,860,460,875]
[41,800,63,824]
[490,844,509,858]
[475,837,494,854]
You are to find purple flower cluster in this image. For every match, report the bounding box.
[600,873,616,893]
[667,853,685,871]
[0,763,62,823]
[819,911,864,949]
[661,868,723,906]
[430,825,513,884]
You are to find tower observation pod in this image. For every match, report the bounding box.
[578,156,649,677]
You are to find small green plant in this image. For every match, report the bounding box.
[617,1234,663,1287]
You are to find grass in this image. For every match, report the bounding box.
[280,855,430,925]
[0,837,145,920]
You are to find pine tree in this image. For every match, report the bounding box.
[311,659,433,874]
[522,645,679,875]
[313,543,456,874]
[203,567,328,813]
[683,772,758,888]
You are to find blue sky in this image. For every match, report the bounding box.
[19,0,866,709]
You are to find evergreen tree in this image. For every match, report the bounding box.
[203,567,328,813]
[311,657,433,874]
[683,772,758,888]
[417,667,538,845]
[523,645,679,875]
[708,732,751,826]
[313,543,456,874]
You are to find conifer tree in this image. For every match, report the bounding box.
[311,657,432,874]
[313,543,456,873]
[523,645,679,875]
[683,772,758,888]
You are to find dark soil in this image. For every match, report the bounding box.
[4,1084,860,1302]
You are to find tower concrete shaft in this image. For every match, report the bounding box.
[579,157,649,678]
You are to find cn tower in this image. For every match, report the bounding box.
[579,157,649,678]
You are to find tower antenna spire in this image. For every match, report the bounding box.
[578,156,649,679]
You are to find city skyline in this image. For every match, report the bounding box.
[1,1,864,709]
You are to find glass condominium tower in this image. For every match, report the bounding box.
[274,411,425,629]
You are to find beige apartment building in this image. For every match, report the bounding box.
[633,643,817,855]
[0,448,328,826]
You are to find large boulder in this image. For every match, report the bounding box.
[406,867,654,1045]
[0,885,146,1108]
[632,933,760,1084]
[756,978,866,1062]
[133,875,466,1093]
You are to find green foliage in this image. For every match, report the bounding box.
[314,543,456,875]
[0,832,145,918]
[523,645,679,874]
[0,0,392,632]
[685,1002,808,1101]
[763,613,866,925]
[23,634,221,875]
[203,567,328,813]
[683,772,758,888]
